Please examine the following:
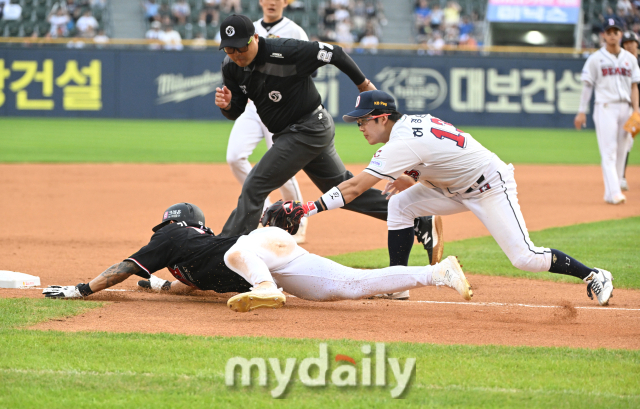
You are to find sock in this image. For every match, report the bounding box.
[548,249,594,280]
[388,227,415,266]
[76,283,94,297]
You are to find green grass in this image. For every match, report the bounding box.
[2,117,637,164]
[0,324,638,407]
[0,298,103,329]
[329,217,640,289]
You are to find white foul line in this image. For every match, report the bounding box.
[13,287,640,311]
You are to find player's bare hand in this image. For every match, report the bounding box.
[215,86,232,110]
[357,78,377,92]
[382,175,415,199]
[574,112,586,130]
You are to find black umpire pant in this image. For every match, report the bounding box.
[221,106,389,236]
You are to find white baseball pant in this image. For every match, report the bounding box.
[223,227,438,301]
[387,156,552,273]
[593,102,633,201]
[226,101,303,206]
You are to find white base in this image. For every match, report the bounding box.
[0,271,41,288]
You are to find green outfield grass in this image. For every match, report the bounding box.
[0,299,638,408]
[2,117,636,165]
[329,217,640,289]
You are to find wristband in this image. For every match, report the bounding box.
[320,186,345,210]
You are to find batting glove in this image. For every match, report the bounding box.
[42,285,83,299]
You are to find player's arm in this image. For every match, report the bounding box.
[574,81,593,130]
[632,82,639,113]
[301,171,380,217]
[293,40,376,92]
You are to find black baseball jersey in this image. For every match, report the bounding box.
[125,223,251,293]
[221,37,366,133]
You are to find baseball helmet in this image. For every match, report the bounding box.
[621,31,639,45]
[152,203,205,232]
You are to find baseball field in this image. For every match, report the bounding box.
[1,117,640,407]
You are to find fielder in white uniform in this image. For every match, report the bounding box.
[300,90,615,306]
[575,19,639,204]
[225,0,310,242]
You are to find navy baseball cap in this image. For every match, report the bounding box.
[343,90,397,123]
[603,17,623,32]
[622,31,639,45]
[219,14,255,50]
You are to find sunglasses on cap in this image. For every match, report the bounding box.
[223,36,253,54]
[356,113,390,127]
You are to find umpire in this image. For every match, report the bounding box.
[215,14,387,236]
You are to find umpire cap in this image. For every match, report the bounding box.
[622,31,639,45]
[152,203,205,232]
[219,14,255,50]
[343,90,397,122]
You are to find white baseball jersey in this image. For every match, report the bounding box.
[364,114,494,194]
[581,47,640,104]
[253,17,308,40]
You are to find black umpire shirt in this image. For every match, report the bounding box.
[125,223,251,293]
[221,37,366,133]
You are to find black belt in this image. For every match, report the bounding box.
[465,175,485,193]
[296,104,324,124]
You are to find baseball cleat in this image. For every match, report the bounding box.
[414,215,444,265]
[227,286,286,312]
[620,179,629,191]
[369,290,410,300]
[584,269,614,306]
[432,256,473,300]
[606,194,626,205]
[42,284,83,299]
[137,275,171,292]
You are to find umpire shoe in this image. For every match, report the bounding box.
[227,283,286,312]
[432,256,473,301]
[414,216,444,265]
[584,269,614,306]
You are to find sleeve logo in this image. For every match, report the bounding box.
[369,159,386,169]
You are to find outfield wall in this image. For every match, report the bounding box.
[0,48,588,128]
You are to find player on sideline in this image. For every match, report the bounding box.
[225,0,310,243]
[295,90,615,306]
[574,19,640,204]
[621,30,639,192]
[41,203,472,312]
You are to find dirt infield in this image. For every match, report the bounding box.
[1,164,640,349]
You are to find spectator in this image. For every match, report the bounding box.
[93,28,109,47]
[415,0,430,20]
[352,0,367,33]
[145,20,162,49]
[458,15,473,36]
[359,28,379,54]
[334,4,350,22]
[142,0,160,23]
[65,0,83,22]
[66,34,85,48]
[335,18,354,50]
[190,31,207,49]
[444,1,460,27]
[221,0,241,13]
[617,0,633,16]
[76,9,99,37]
[428,30,444,55]
[48,7,71,38]
[157,1,171,22]
[430,4,443,30]
[458,33,477,50]
[2,1,21,21]
[158,23,183,50]
[91,0,106,10]
[199,0,220,27]
[171,0,190,25]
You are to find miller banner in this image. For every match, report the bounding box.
[0,48,587,128]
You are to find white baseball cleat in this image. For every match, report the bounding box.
[606,194,626,205]
[584,269,614,306]
[227,284,286,312]
[432,256,473,301]
[369,290,410,300]
[620,179,629,191]
[42,285,83,299]
[293,217,308,244]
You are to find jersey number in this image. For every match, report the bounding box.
[430,117,467,148]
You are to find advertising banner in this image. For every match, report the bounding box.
[486,0,582,24]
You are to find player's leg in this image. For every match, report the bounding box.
[226,103,266,187]
[621,137,633,191]
[594,104,625,203]
[465,159,613,305]
[220,122,333,236]
[616,106,633,193]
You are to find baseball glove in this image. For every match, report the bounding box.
[260,200,305,235]
[623,111,640,137]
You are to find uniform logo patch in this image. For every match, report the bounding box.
[163,211,169,220]
[269,90,282,102]
[226,26,235,36]
[404,169,420,181]
[270,52,284,58]
[355,95,360,107]
[369,159,386,169]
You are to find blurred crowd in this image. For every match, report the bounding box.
[0,0,109,46]
[588,0,640,47]
[413,0,482,54]
[316,0,385,52]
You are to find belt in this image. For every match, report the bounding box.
[296,104,324,124]
[465,175,485,193]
